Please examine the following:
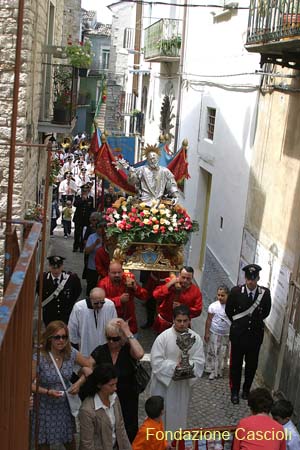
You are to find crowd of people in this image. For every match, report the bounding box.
[31,140,300,450]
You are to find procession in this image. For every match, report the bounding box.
[30,132,299,450]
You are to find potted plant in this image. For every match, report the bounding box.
[52,67,73,124]
[66,38,93,76]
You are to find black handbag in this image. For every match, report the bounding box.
[131,358,151,394]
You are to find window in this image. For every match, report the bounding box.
[207,107,216,140]
[123,27,135,50]
[101,49,110,70]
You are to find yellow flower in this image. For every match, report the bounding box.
[139,202,146,209]
[153,224,159,231]
[143,209,150,216]
[160,218,166,225]
[143,218,151,225]
[150,208,159,215]
[158,204,166,209]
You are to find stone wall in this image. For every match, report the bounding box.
[0,0,78,292]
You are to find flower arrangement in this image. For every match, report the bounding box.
[53,67,73,106]
[104,197,198,249]
[66,38,93,69]
[24,202,44,222]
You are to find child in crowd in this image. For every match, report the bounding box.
[204,285,231,380]
[62,200,73,238]
[271,399,300,450]
[132,396,168,450]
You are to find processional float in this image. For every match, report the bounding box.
[92,132,197,272]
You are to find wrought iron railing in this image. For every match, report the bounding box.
[247,0,300,43]
[144,18,182,60]
[39,63,78,125]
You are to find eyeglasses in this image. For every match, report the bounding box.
[106,336,121,342]
[51,335,68,341]
[92,300,105,306]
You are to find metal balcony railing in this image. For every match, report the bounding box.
[39,63,78,126]
[0,221,42,450]
[247,0,300,44]
[144,18,182,62]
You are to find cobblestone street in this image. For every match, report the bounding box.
[48,224,250,434]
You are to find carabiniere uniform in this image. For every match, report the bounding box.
[225,284,271,345]
[39,271,82,326]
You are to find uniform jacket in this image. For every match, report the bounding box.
[79,395,132,450]
[38,271,82,326]
[98,275,148,334]
[225,284,271,343]
[73,195,94,225]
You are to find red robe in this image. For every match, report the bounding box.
[95,246,110,279]
[153,278,203,334]
[98,274,148,334]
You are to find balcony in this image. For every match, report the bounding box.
[246,0,300,69]
[144,19,182,62]
[38,63,78,134]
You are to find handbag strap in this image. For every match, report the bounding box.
[49,352,67,391]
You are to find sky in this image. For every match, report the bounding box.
[81,0,113,23]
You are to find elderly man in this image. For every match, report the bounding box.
[150,304,205,433]
[68,287,117,357]
[225,264,272,404]
[38,255,81,326]
[126,145,179,206]
[97,261,148,334]
[153,266,202,334]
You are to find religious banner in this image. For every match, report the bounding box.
[94,140,135,194]
[167,145,190,184]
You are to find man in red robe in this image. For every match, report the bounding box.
[97,260,148,334]
[153,266,202,334]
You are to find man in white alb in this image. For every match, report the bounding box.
[150,304,205,433]
[68,287,117,356]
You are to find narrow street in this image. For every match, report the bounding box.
[48,224,250,432]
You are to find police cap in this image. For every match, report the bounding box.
[47,256,65,268]
[242,264,262,280]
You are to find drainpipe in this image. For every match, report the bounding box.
[4,0,25,289]
[174,0,188,151]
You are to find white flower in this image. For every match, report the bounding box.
[121,205,127,211]
[113,213,120,219]
[168,226,174,232]
[164,220,170,226]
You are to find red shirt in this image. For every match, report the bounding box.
[98,275,148,334]
[153,278,202,333]
[233,415,286,450]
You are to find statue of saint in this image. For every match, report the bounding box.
[120,145,179,206]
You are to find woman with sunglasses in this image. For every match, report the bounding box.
[31,321,92,450]
[79,363,131,450]
[86,318,144,442]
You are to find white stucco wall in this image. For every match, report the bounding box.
[177,2,261,284]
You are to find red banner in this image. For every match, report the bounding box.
[94,141,136,195]
[167,146,190,184]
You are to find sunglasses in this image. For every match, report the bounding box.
[106,336,121,342]
[51,335,68,341]
[92,300,105,306]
